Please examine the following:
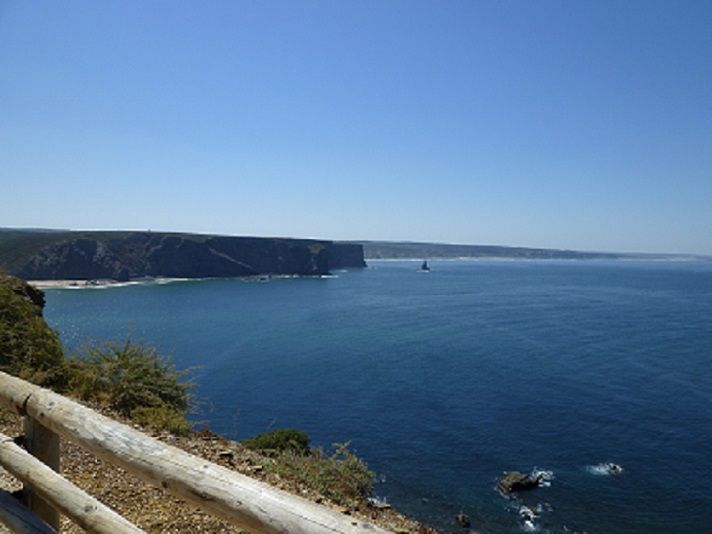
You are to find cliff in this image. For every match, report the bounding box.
[325,243,367,269]
[0,230,366,281]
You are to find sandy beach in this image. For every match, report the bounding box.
[28,278,193,290]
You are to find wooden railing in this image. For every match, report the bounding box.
[0,372,389,533]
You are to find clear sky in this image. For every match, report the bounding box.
[1,1,711,254]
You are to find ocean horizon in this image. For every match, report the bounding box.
[42,259,712,533]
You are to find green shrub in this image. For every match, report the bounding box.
[0,279,65,387]
[131,405,192,436]
[66,340,192,420]
[1,277,192,435]
[268,442,374,505]
[243,428,310,455]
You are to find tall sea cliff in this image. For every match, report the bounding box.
[0,230,366,281]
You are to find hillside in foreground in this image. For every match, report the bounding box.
[0,275,430,533]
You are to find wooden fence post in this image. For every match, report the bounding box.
[22,416,60,531]
[0,488,55,533]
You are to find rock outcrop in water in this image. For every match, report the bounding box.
[455,512,471,528]
[0,230,366,281]
[498,471,542,493]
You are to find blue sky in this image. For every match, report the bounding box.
[1,1,711,254]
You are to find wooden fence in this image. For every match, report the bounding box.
[0,372,389,533]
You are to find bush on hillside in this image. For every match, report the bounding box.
[66,340,192,425]
[131,405,192,436]
[243,428,311,455]
[244,429,375,504]
[267,441,375,506]
[0,278,65,387]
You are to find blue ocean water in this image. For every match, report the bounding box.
[43,260,712,533]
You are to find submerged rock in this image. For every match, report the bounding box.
[367,497,391,510]
[608,463,623,475]
[455,512,471,528]
[588,462,623,476]
[596,462,623,476]
[498,471,541,493]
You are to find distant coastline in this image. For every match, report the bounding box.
[365,256,709,263]
[349,240,711,262]
[2,229,707,284]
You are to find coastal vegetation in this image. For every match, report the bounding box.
[244,428,311,454]
[244,429,374,506]
[0,274,65,387]
[266,441,375,507]
[65,340,193,435]
[0,274,193,434]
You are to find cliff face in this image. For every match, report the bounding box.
[325,243,367,269]
[0,231,365,281]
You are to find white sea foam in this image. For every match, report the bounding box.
[152,277,192,285]
[522,519,538,532]
[587,462,623,476]
[34,278,192,290]
[519,506,540,531]
[65,281,144,290]
[531,468,555,487]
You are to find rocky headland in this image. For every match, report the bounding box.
[0,230,366,281]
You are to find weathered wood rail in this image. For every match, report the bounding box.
[0,372,389,533]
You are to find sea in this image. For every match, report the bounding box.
[42,259,712,533]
